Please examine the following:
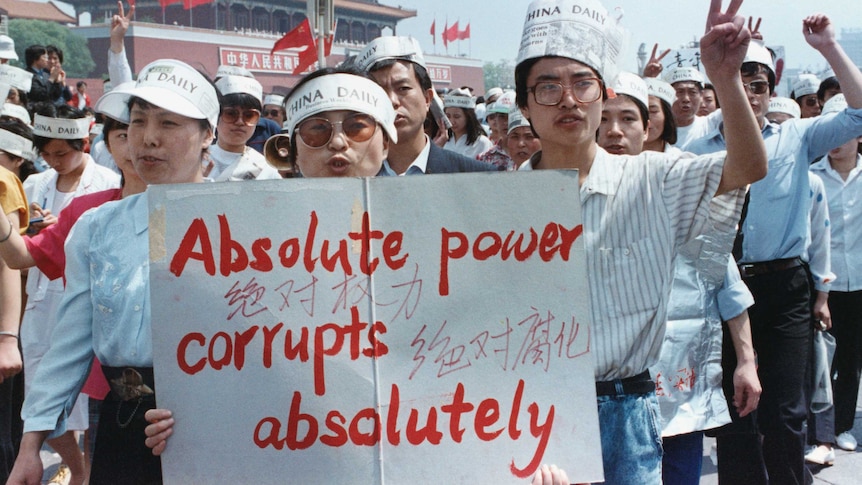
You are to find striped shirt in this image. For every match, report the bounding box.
[524,147,742,380]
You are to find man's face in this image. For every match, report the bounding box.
[47,52,60,69]
[671,81,702,126]
[520,57,602,152]
[698,89,716,116]
[369,61,432,146]
[742,70,770,126]
[263,104,285,126]
[598,95,648,155]
[797,94,821,118]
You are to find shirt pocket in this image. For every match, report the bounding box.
[599,237,663,318]
[763,153,795,201]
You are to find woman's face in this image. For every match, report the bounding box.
[646,96,665,143]
[294,110,387,178]
[217,105,259,151]
[506,126,541,165]
[128,103,213,185]
[105,126,144,186]
[445,107,466,134]
[40,139,85,176]
[7,88,21,106]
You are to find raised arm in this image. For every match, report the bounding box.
[702,0,767,195]
[803,14,862,109]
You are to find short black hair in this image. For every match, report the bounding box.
[102,116,128,150]
[46,45,64,64]
[32,104,86,152]
[24,45,46,68]
[76,80,87,89]
[658,98,677,145]
[221,92,262,112]
[817,76,840,104]
[369,58,433,92]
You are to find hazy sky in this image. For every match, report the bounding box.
[392,0,859,73]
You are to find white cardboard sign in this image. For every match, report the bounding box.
[148,171,602,484]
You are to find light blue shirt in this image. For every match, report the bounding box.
[22,192,151,436]
[687,108,862,263]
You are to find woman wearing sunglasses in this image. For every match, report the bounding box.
[264,67,396,178]
[209,75,281,181]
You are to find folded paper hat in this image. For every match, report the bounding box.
[485,87,504,100]
[444,89,477,109]
[767,97,800,119]
[792,74,820,98]
[663,66,704,86]
[0,64,33,92]
[284,73,397,143]
[611,71,648,109]
[0,126,33,159]
[644,77,675,106]
[215,64,254,79]
[216,75,263,103]
[355,36,427,72]
[743,40,775,74]
[33,114,91,140]
[488,91,516,114]
[94,60,220,129]
[821,93,847,116]
[263,93,285,107]
[2,103,31,125]
[507,105,532,134]
[516,0,627,85]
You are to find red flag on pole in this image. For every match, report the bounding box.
[271,18,315,55]
[183,0,212,9]
[430,19,436,45]
[442,20,448,48]
[159,0,181,7]
[458,23,470,40]
[444,21,460,45]
[324,20,337,56]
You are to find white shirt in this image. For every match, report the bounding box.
[444,133,493,160]
[523,147,739,380]
[673,111,722,151]
[208,144,282,181]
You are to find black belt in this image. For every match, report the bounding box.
[102,366,155,402]
[596,370,655,396]
[737,257,804,279]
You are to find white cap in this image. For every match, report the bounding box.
[507,105,531,134]
[611,71,648,109]
[0,36,17,61]
[2,103,31,125]
[444,89,477,109]
[516,0,627,85]
[792,74,820,98]
[488,91,516,114]
[645,77,675,106]
[94,59,220,129]
[284,73,397,143]
[215,75,263,104]
[0,127,32,159]
[820,68,836,81]
[263,93,285,107]
[215,64,254,79]
[664,67,704,87]
[33,114,91,140]
[355,36,427,72]
[821,93,847,116]
[743,40,775,74]
[767,97,800,119]
[0,64,32,92]
[485,87,504,101]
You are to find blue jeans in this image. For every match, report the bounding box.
[662,431,703,485]
[597,391,663,485]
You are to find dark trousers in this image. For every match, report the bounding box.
[828,290,862,434]
[717,265,812,485]
[0,370,24,483]
[662,431,704,485]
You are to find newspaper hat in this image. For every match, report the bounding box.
[0,64,32,92]
[516,0,627,85]
[767,97,800,119]
[819,68,836,81]
[743,40,775,74]
[354,36,427,72]
[284,73,397,143]
[664,67,704,87]
[444,90,477,109]
[644,77,675,106]
[610,71,648,109]
[263,93,285,107]
[792,74,820,98]
[507,105,532,134]
[485,87,504,101]
[488,91,516,115]
[821,93,847,116]
[89,123,104,136]
[215,64,254,79]
[215,75,263,103]
[0,127,33,159]
[94,59,220,129]
[0,35,17,61]
[32,114,91,140]
[1,103,31,125]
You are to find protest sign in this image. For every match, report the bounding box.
[148,171,602,483]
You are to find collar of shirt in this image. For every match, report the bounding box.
[131,192,149,236]
[381,135,432,176]
[811,153,862,182]
[581,147,621,199]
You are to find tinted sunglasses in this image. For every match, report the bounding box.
[263,108,282,118]
[221,108,260,126]
[742,80,770,95]
[802,97,820,108]
[297,113,378,148]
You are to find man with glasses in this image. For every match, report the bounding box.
[687,19,862,484]
[792,74,822,118]
[353,36,500,175]
[515,0,767,482]
[210,75,282,181]
[262,93,286,128]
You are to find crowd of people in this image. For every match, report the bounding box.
[0,0,861,483]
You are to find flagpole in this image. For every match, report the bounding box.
[189,3,193,28]
[457,19,461,58]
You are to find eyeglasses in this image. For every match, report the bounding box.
[221,108,260,126]
[802,97,820,108]
[263,109,282,118]
[296,113,378,148]
[527,78,603,106]
[742,80,770,95]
